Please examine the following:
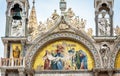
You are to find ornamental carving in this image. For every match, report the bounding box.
[28,8,90,41]
[25,32,101,69]
[110,42,120,68]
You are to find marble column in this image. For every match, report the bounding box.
[1,68,6,76]
[4,40,8,58]
[110,14,113,36]
[5,16,10,36]
[18,68,25,76]
[21,40,25,57]
[108,71,113,76]
[95,12,98,36]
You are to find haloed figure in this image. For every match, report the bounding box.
[75,50,88,69]
[43,50,51,70]
[13,46,20,58]
[51,45,64,70]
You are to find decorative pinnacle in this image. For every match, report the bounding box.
[33,0,35,7]
[60,0,67,14]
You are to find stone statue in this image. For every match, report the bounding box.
[114,25,120,36]
[71,16,86,31]
[100,44,110,68]
[66,8,75,19]
[74,16,79,29]
[38,21,47,32]
[98,12,110,36]
[13,46,21,58]
[11,20,23,36]
[46,18,53,29]
[87,28,93,37]
[80,18,86,29]
[51,10,59,21]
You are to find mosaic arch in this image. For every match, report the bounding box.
[33,39,94,70]
[115,50,120,69]
[25,32,101,69]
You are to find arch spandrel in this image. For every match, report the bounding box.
[25,32,101,69]
[110,38,120,68]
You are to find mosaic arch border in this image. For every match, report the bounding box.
[25,32,101,69]
[111,42,120,68]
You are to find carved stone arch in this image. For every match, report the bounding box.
[110,42,120,68]
[8,1,24,16]
[25,32,101,69]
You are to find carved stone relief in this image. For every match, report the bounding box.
[100,43,110,68]
[11,20,23,36]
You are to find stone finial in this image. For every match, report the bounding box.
[51,9,59,20]
[66,8,75,18]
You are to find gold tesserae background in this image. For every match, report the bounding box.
[115,50,120,69]
[33,39,94,70]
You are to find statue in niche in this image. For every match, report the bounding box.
[51,10,59,21]
[98,12,111,36]
[11,20,23,36]
[13,46,21,58]
[66,8,75,19]
[100,44,110,68]
[114,25,120,36]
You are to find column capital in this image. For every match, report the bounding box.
[3,40,8,45]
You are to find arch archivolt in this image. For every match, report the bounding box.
[25,32,101,69]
